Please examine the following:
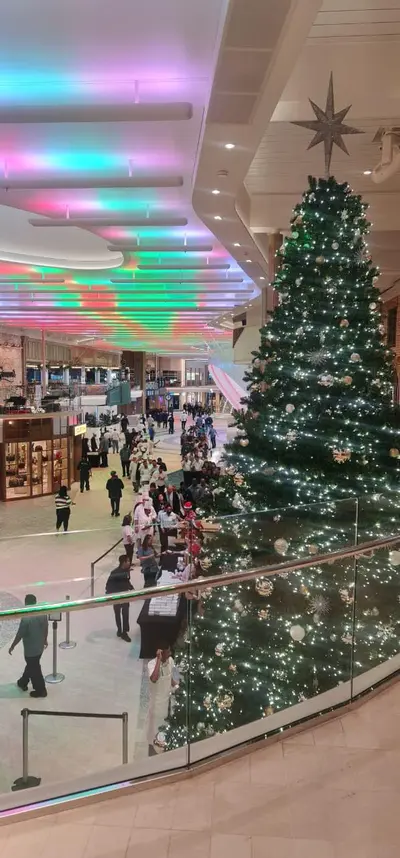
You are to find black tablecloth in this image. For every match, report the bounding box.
[88,452,101,468]
[137,596,186,659]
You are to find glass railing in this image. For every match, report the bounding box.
[0,494,398,816]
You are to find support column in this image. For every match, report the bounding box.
[21,336,27,394]
[262,232,282,326]
[41,330,47,397]
[95,368,101,385]
[63,367,70,386]
[106,368,113,386]
[80,366,86,387]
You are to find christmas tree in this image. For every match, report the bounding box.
[163,173,400,751]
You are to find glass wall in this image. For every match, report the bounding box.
[0,499,398,812]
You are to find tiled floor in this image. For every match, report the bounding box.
[1,680,400,856]
[0,419,227,794]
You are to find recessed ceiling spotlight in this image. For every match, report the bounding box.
[224,143,235,149]
[212,189,220,195]
[363,169,372,175]
[214,215,222,220]
[233,242,240,247]
[259,276,265,280]
[246,258,252,263]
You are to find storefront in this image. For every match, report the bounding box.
[0,412,83,501]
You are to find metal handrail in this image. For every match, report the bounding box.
[12,708,128,792]
[1,532,399,621]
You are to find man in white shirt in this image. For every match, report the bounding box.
[148,646,179,754]
[111,426,120,454]
[134,499,156,545]
[139,458,151,490]
[180,411,187,431]
[157,504,179,552]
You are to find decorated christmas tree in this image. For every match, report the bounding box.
[163,80,400,750]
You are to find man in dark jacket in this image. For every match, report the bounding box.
[77,456,92,492]
[9,594,48,697]
[120,443,131,478]
[106,471,124,516]
[105,555,133,641]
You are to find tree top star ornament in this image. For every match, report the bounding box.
[292,73,363,178]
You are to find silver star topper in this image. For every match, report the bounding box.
[292,73,363,178]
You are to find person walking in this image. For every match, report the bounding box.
[9,594,48,698]
[180,410,187,431]
[120,442,131,478]
[77,455,91,492]
[105,555,133,641]
[168,413,174,435]
[111,426,120,454]
[99,432,109,468]
[209,426,217,450]
[106,470,124,516]
[121,513,135,565]
[55,486,73,532]
[90,433,98,452]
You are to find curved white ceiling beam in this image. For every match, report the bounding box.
[0,203,123,269]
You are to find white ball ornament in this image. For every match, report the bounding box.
[215,643,225,657]
[389,550,400,567]
[350,353,361,362]
[290,625,305,642]
[332,241,339,250]
[274,538,289,556]
[285,403,295,414]
[369,302,377,310]
[239,438,249,447]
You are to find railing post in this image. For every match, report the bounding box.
[91,562,95,597]
[122,712,128,764]
[45,620,65,684]
[11,709,41,791]
[59,595,77,650]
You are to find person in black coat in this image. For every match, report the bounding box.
[105,554,133,641]
[77,456,91,492]
[106,471,124,516]
[90,433,98,452]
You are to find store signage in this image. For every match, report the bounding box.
[74,423,87,437]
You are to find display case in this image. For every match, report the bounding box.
[53,436,69,491]
[5,441,30,499]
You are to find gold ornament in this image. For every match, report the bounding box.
[316,255,325,265]
[342,375,353,385]
[300,584,310,595]
[274,538,289,556]
[307,544,318,555]
[333,448,351,464]
[258,608,270,620]
[239,438,249,447]
[216,692,234,711]
[264,706,274,716]
[228,663,237,673]
[255,578,274,597]
[389,448,400,458]
[201,557,212,569]
[234,473,244,486]
[340,319,349,327]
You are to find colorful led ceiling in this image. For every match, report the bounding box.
[0,0,258,354]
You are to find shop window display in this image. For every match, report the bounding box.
[53,437,68,490]
[31,441,52,496]
[5,441,30,499]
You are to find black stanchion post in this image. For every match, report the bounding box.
[45,615,65,684]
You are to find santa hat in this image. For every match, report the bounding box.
[184,501,193,510]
